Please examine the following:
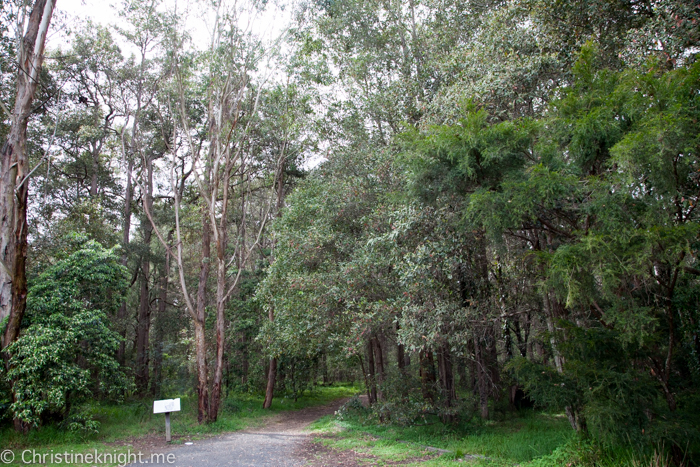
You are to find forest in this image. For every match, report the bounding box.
[0,0,699,465]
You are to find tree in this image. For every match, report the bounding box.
[30,22,125,259]
[260,82,315,409]
[142,0,288,422]
[0,0,56,353]
[114,0,168,394]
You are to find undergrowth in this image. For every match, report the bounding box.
[308,396,696,467]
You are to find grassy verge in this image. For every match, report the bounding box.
[307,409,579,466]
[0,383,358,466]
[306,406,687,467]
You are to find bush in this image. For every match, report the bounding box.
[335,395,369,421]
[509,321,700,462]
[60,410,101,436]
[5,240,132,430]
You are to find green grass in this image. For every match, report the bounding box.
[0,383,358,466]
[307,409,576,466]
[307,408,690,467]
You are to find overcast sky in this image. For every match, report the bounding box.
[50,0,292,58]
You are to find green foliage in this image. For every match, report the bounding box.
[60,410,102,436]
[334,395,369,422]
[509,322,700,451]
[256,147,403,360]
[6,239,131,429]
[226,270,268,394]
[310,410,574,465]
[403,107,534,202]
[261,27,699,462]
[8,0,700,462]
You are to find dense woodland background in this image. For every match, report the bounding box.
[1,0,699,464]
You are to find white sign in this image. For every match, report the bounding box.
[153,398,181,414]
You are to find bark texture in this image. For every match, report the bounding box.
[1,0,56,351]
[135,155,153,392]
[195,212,212,423]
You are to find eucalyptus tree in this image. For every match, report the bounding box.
[257,143,410,407]
[0,0,56,357]
[29,22,125,258]
[295,0,457,137]
[0,0,17,141]
[114,0,169,392]
[143,0,288,422]
[52,23,123,199]
[258,81,316,409]
[261,0,522,418]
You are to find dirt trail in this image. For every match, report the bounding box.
[249,398,348,435]
[126,398,347,467]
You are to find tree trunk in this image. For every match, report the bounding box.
[209,155,231,422]
[263,357,277,409]
[117,157,132,365]
[397,323,409,372]
[135,267,150,391]
[437,343,456,422]
[475,338,489,420]
[0,0,56,353]
[262,149,287,409]
[373,336,385,401]
[291,360,297,401]
[209,273,226,422]
[513,317,530,358]
[457,357,469,391]
[195,212,211,423]
[487,329,501,401]
[544,292,582,430]
[504,318,514,360]
[321,353,329,385]
[151,231,171,397]
[420,350,435,403]
[240,334,248,386]
[135,156,153,393]
[150,281,166,398]
[367,337,377,404]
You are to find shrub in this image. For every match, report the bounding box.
[6,240,132,430]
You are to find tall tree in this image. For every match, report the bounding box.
[144,0,284,422]
[261,82,314,409]
[115,0,166,392]
[0,0,56,352]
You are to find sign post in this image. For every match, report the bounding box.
[153,398,181,442]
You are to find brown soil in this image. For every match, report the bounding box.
[248,397,349,435]
[296,434,440,466]
[295,439,374,467]
[106,432,181,454]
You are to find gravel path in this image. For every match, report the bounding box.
[155,431,307,467]
[127,399,347,467]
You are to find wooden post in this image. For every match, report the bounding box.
[154,398,180,443]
